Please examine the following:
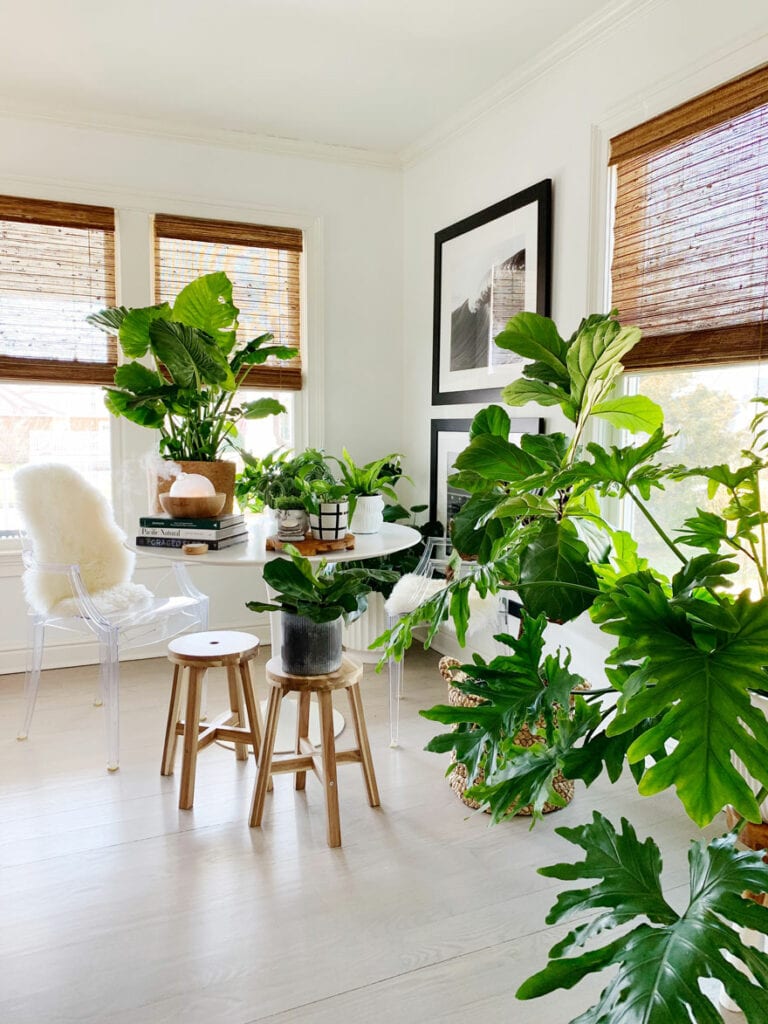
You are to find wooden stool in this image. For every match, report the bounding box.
[161,630,265,809]
[250,656,379,847]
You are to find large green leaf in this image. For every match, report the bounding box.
[171,271,238,349]
[518,814,768,1024]
[590,394,664,435]
[598,578,768,826]
[112,361,166,394]
[453,434,544,484]
[517,519,599,622]
[494,311,569,385]
[469,404,510,439]
[148,320,233,389]
[117,304,172,358]
[501,377,573,415]
[103,388,166,428]
[567,318,641,411]
[240,397,286,420]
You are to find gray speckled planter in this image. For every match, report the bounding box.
[281,612,343,675]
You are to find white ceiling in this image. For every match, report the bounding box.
[0,0,616,158]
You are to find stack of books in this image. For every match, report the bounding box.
[136,512,248,550]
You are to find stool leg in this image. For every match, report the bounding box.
[295,690,311,791]
[239,659,273,793]
[161,663,183,776]
[347,682,380,807]
[226,665,249,761]
[318,690,341,848]
[250,686,283,827]
[179,667,203,810]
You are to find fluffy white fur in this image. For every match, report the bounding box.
[384,573,500,635]
[15,463,152,615]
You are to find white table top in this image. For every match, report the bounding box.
[130,522,421,566]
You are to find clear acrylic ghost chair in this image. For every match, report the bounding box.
[384,536,505,747]
[15,471,209,772]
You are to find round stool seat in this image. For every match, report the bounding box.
[168,630,259,663]
[264,655,363,692]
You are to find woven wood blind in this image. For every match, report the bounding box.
[0,195,117,384]
[610,65,768,371]
[154,214,303,390]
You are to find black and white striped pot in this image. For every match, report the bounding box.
[309,500,349,541]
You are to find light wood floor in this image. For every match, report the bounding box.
[0,647,745,1023]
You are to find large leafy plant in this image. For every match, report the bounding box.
[88,272,296,461]
[234,447,334,511]
[378,310,768,1022]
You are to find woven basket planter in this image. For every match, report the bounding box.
[438,656,576,817]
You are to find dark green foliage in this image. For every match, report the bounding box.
[246,545,397,625]
[518,814,768,1023]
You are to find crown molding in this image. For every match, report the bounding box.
[399,0,664,167]
[0,104,402,171]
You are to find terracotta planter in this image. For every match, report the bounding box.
[152,460,237,514]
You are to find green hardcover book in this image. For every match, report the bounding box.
[138,513,245,530]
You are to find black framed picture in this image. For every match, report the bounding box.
[431,179,552,405]
[429,416,545,530]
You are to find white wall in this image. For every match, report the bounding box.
[401,0,768,680]
[0,119,404,672]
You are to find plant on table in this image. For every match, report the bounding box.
[330,449,408,521]
[378,309,768,1022]
[234,447,334,512]
[88,271,295,461]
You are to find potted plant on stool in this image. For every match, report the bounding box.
[88,271,296,512]
[247,546,397,675]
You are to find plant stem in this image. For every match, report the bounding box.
[626,489,687,564]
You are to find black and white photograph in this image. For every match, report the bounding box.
[429,416,545,531]
[432,179,552,405]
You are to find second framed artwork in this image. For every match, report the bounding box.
[431,179,552,405]
[429,416,545,531]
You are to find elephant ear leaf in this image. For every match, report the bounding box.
[149,320,233,389]
[172,271,239,351]
[518,814,768,1024]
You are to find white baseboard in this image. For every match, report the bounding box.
[0,621,271,676]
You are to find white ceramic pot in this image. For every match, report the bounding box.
[350,494,385,534]
[309,500,349,541]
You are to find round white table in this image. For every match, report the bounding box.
[133,521,421,567]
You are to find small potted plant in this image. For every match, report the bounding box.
[272,496,310,542]
[88,271,296,512]
[234,447,334,513]
[303,480,351,542]
[247,546,397,674]
[330,449,407,534]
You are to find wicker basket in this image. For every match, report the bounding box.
[438,656,576,817]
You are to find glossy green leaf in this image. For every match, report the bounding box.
[117,304,172,358]
[518,814,768,1024]
[149,320,233,389]
[495,312,569,384]
[453,434,544,483]
[590,394,664,435]
[171,270,238,348]
[470,404,510,439]
[517,519,599,623]
[240,397,286,420]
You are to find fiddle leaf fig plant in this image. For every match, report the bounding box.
[88,271,296,461]
[375,308,768,1022]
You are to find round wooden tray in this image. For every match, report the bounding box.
[266,533,356,555]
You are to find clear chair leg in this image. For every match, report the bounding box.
[18,615,45,740]
[388,655,403,748]
[101,630,120,772]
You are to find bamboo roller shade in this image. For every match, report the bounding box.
[154,213,303,391]
[0,196,117,385]
[610,65,768,371]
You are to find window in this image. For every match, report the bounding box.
[610,65,768,579]
[0,196,116,531]
[153,213,302,459]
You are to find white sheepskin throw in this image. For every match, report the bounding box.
[14,463,152,615]
[385,573,500,636]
